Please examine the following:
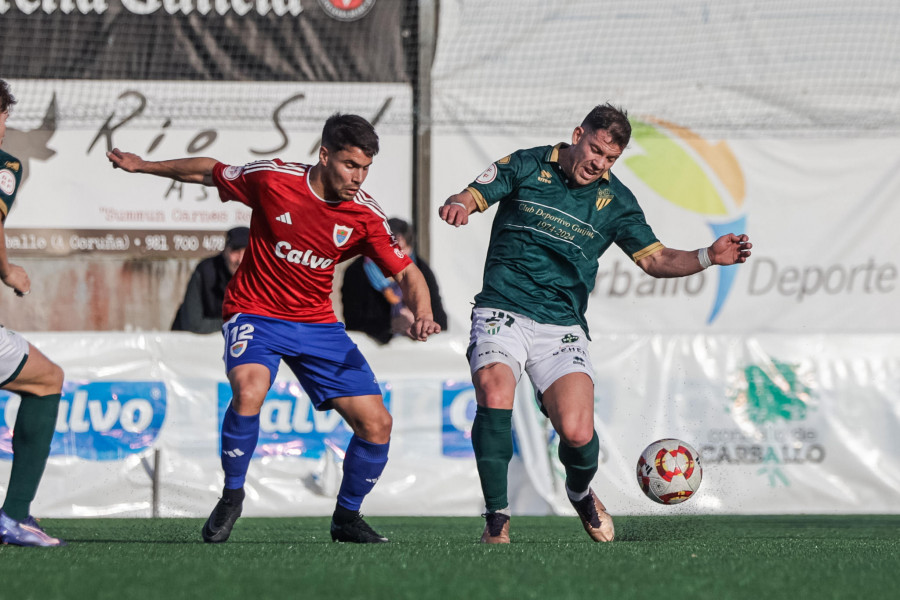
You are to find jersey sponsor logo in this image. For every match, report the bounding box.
[0,170,16,196]
[394,247,405,259]
[333,225,354,247]
[3,161,20,172]
[276,212,293,225]
[222,165,243,180]
[596,188,614,211]
[562,333,580,343]
[318,0,377,22]
[274,241,335,269]
[538,169,553,184]
[476,163,498,184]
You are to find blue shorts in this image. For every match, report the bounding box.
[223,314,381,409]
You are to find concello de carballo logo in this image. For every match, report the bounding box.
[0,381,166,462]
[700,359,823,488]
[626,118,748,323]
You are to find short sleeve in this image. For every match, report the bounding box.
[465,151,526,212]
[361,219,413,277]
[0,162,23,219]
[212,161,267,209]
[614,201,663,262]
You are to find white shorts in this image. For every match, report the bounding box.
[0,325,29,386]
[467,307,594,396]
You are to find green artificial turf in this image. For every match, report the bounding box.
[0,515,897,600]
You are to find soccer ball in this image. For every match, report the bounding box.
[636,438,702,504]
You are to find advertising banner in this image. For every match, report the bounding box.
[0,331,896,518]
[3,80,413,257]
[429,131,900,334]
[0,0,409,84]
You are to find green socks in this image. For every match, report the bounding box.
[2,393,61,521]
[471,405,513,512]
[558,430,599,494]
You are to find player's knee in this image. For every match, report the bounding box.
[557,426,594,449]
[372,411,393,440]
[357,410,392,444]
[476,386,515,410]
[231,389,266,415]
[47,363,64,393]
[32,361,64,396]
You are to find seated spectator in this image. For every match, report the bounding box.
[342,218,448,344]
[171,226,249,333]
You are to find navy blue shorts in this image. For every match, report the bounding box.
[223,314,381,409]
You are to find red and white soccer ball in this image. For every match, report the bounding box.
[636,438,703,505]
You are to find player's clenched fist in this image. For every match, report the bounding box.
[439,192,474,227]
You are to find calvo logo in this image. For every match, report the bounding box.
[0,381,166,461]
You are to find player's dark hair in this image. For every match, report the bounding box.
[581,103,631,148]
[0,79,17,114]
[322,113,380,157]
[388,217,412,247]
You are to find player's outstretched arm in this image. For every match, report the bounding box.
[637,233,752,278]
[439,190,476,227]
[106,148,218,186]
[393,263,441,341]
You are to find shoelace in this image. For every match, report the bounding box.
[349,515,381,537]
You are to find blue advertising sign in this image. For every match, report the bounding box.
[216,380,391,459]
[0,381,166,461]
[442,380,478,457]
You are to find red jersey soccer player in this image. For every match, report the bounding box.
[108,114,441,544]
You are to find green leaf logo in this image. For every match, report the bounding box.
[625,118,745,216]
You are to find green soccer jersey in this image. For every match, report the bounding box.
[467,144,662,336]
[0,149,23,220]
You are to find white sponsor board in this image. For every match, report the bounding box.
[430,133,900,334]
[5,80,414,231]
[0,331,897,518]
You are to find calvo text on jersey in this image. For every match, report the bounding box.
[274,241,334,269]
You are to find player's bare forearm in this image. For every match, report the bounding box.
[0,218,30,296]
[394,263,441,341]
[106,148,216,186]
[439,190,476,227]
[638,234,752,278]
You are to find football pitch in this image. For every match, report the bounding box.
[0,515,897,600]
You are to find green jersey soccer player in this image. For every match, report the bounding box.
[440,103,752,544]
[0,79,66,547]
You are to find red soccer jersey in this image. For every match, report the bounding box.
[212,159,412,323]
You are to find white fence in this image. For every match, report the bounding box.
[2,331,897,517]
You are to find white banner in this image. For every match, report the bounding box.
[0,331,897,518]
[5,80,413,246]
[429,133,900,335]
